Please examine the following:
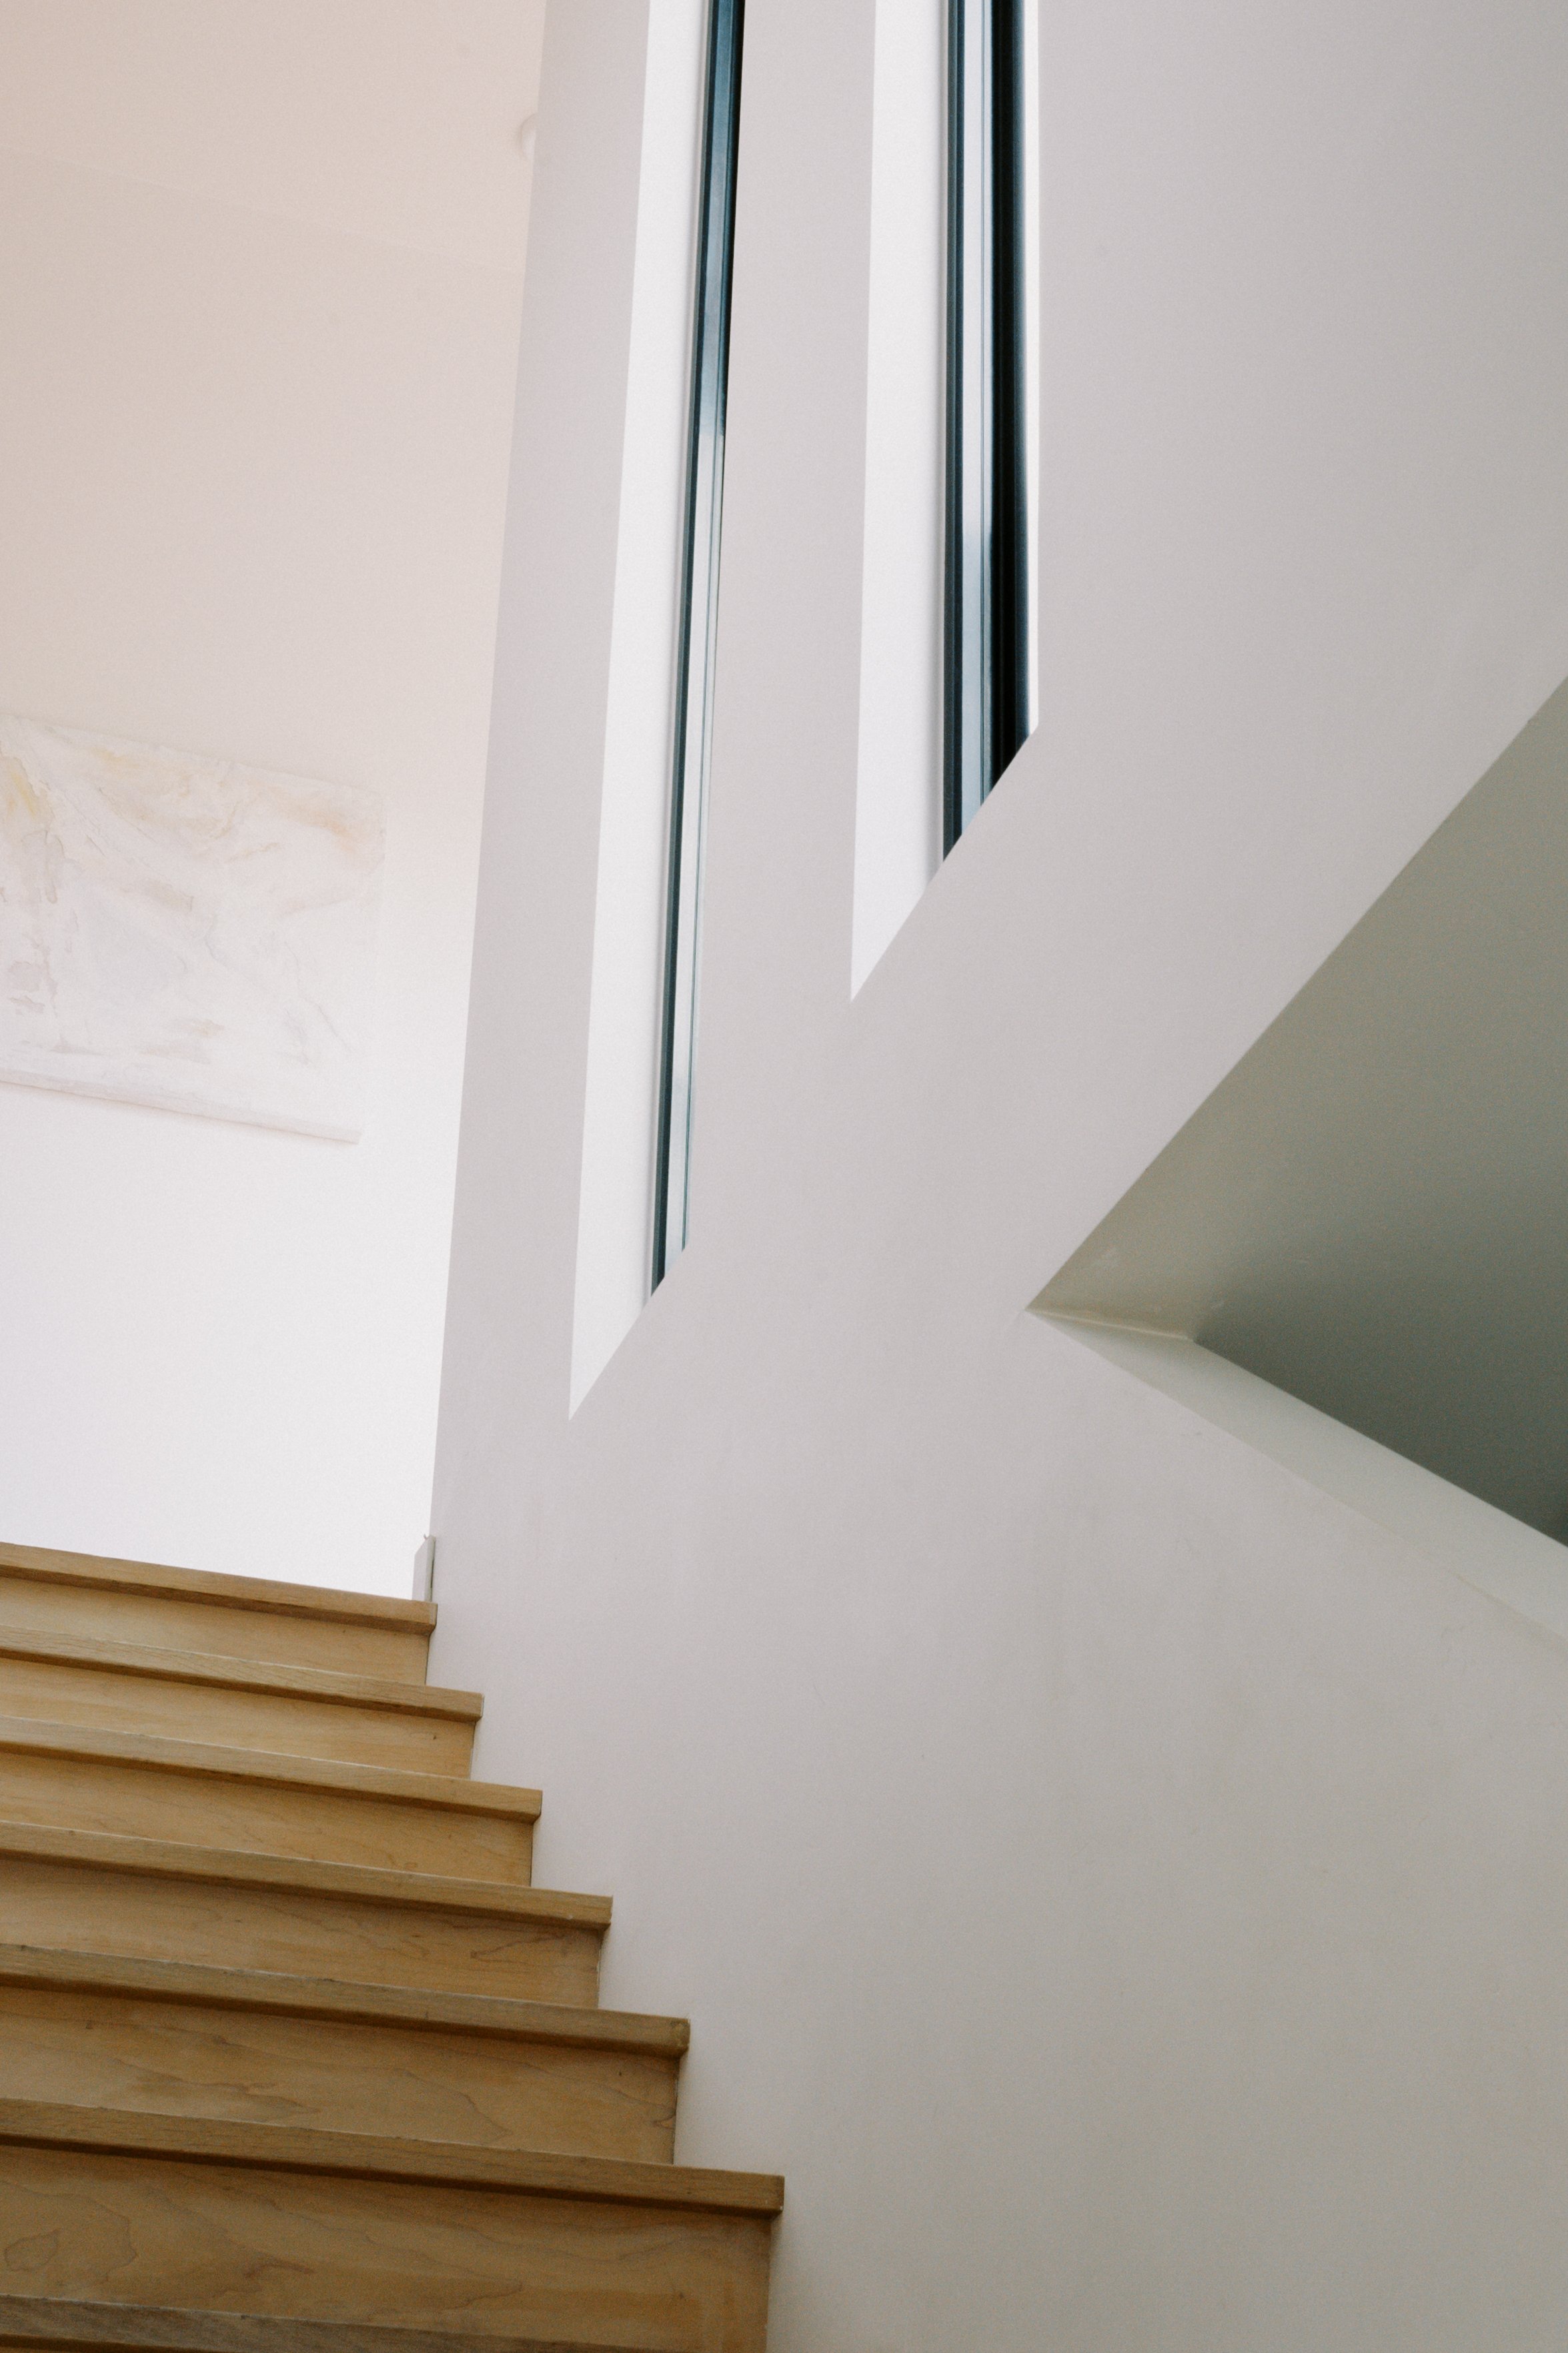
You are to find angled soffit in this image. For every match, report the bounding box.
[1037,672,1568,1540]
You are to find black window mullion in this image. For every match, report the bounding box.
[988,0,1030,785]
[944,0,1030,852]
[652,0,746,1290]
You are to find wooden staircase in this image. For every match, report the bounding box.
[0,1543,781,2353]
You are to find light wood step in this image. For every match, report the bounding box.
[0,2298,653,2353]
[0,1947,683,2163]
[0,2104,778,2353]
[0,1719,537,1881]
[0,1548,433,1683]
[0,1632,479,1773]
[0,1542,781,2342]
[0,1824,608,2001]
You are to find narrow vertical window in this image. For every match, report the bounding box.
[652,0,745,1287]
[944,0,1032,849]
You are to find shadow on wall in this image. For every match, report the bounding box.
[1034,671,1568,1540]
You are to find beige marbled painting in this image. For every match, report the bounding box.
[0,714,382,1139]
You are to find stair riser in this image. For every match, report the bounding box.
[0,1861,601,2003]
[0,1663,472,1774]
[0,1988,677,2164]
[0,2146,772,2353]
[0,1576,429,1685]
[0,1750,532,1881]
[0,2305,660,2353]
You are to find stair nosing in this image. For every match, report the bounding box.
[0,1716,538,1819]
[0,1943,687,2055]
[0,2294,652,2353]
[0,1546,436,1633]
[0,2096,784,2216]
[0,1630,481,1722]
[0,1820,611,1925]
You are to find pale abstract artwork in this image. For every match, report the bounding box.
[0,714,383,1139]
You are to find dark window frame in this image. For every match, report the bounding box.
[944,0,1031,851]
[652,0,746,1289]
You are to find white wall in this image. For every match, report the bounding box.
[572,0,706,1411]
[434,0,1568,2344]
[0,2,542,1592]
[852,0,944,991]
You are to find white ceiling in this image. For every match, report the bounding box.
[0,0,546,268]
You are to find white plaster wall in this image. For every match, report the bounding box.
[434,0,1568,2343]
[852,0,945,993]
[0,2,543,1592]
[572,0,707,1412]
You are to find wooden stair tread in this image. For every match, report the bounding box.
[0,1631,480,1722]
[0,2097,784,2216]
[0,1821,611,1925]
[0,2296,653,2353]
[0,1540,779,2346]
[0,1549,435,1635]
[0,1717,533,1815]
[0,1945,687,2057]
